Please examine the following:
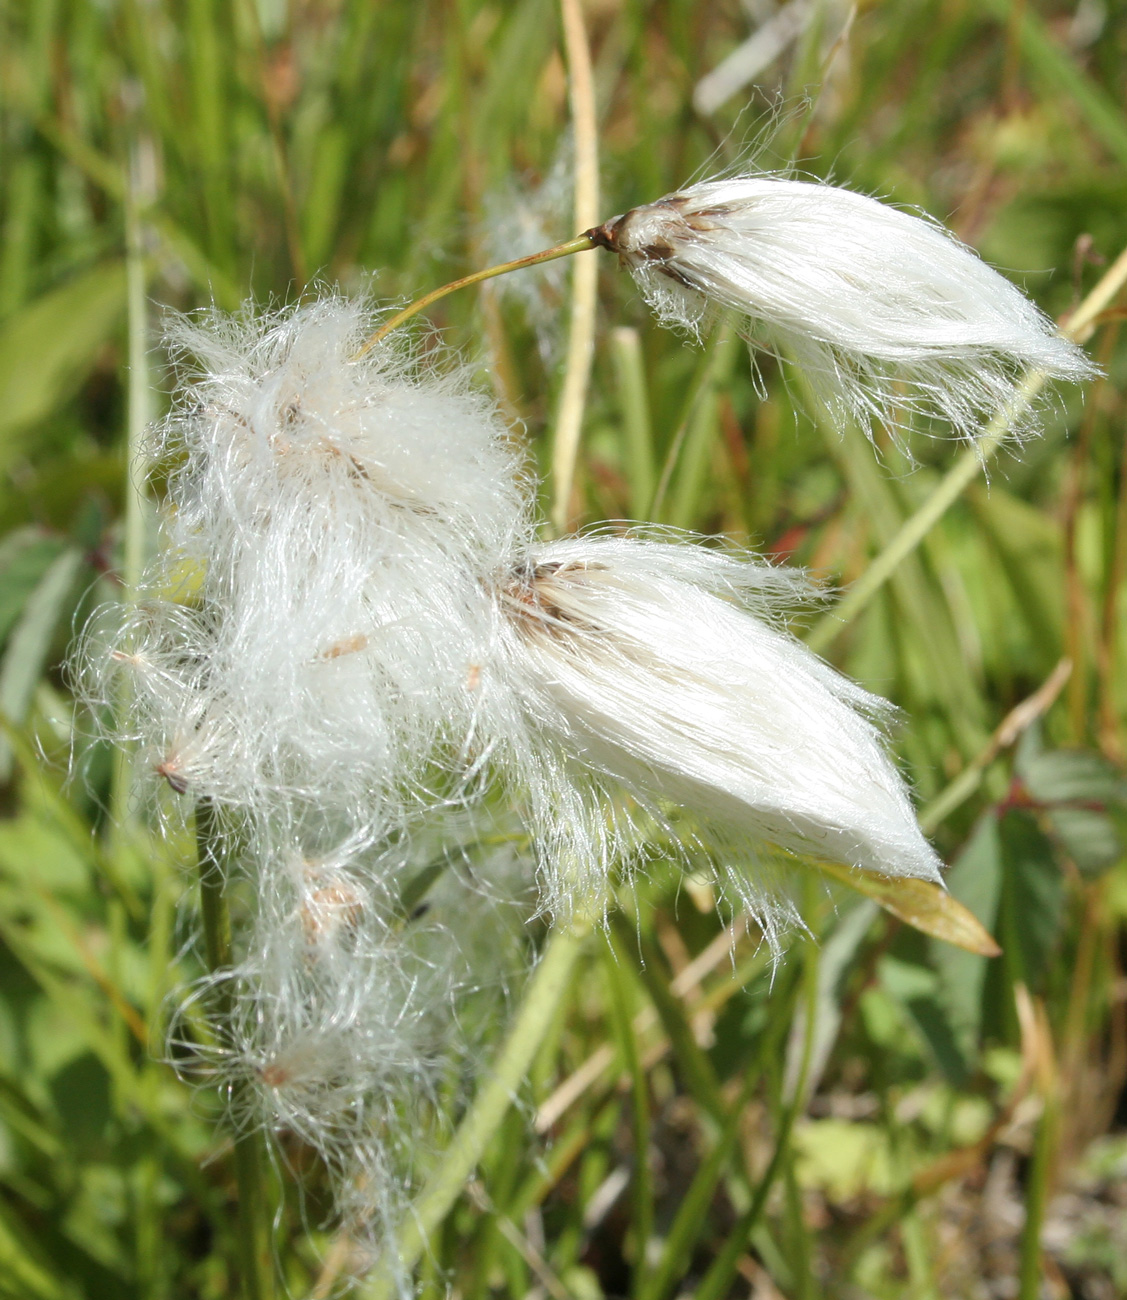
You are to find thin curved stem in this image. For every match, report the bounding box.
[548,0,601,533]
[352,235,597,358]
[359,926,587,1300]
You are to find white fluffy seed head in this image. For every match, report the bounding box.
[486,533,942,938]
[93,297,539,836]
[168,832,527,1288]
[594,176,1097,442]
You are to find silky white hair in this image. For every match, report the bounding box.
[79,300,538,1275]
[169,828,527,1292]
[595,176,1097,441]
[89,297,535,843]
[484,533,942,939]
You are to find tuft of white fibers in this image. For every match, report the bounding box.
[90,296,537,836]
[74,296,544,1280]
[591,176,1098,441]
[172,832,528,1291]
[486,533,942,935]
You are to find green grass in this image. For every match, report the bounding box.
[2,0,1127,1296]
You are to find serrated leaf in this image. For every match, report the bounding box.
[0,262,125,462]
[813,859,1001,956]
[1000,809,1063,989]
[1017,742,1127,807]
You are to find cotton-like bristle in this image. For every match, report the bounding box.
[169,831,525,1289]
[487,534,942,933]
[75,298,549,1278]
[91,297,537,835]
[596,176,1097,441]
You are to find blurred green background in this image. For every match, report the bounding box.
[1,0,1127,1296]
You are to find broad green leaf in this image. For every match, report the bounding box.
[1014,731,1127,875]
[812,859,1001,956]
[931,814,1003,1061]
[0,263,125,462]
[1048,808,1122,877]
[1000,810,1064,991]
[1016,734,1127,807]
[879,955,969,1086]
[48,1054,111,1157]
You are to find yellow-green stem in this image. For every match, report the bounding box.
[548,0,601,534]
[360,926,587,1300]
[352,235,597,358]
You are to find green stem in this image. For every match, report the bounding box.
[611,326,655,518]
[360,926,588,1300]
[649,317,734,521]
[110,141,152,834]
[804,375,1039,655]
[601,931,653,1291]
[352,235,597,358]
[196,800,275,1300]
[1018,1088,1058,1300]
[693,909,821,1300]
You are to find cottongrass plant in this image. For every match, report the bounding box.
[82,167,1094,1290]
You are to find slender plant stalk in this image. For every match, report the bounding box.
[352,236,596,357]
[360,926,588,1300]
[1018,1005,1059,1300]
[805,238,1127,655]
[196,800,276,1300]
[692,919,821,1300]
[610,326,656,517]
[549,0,601,533]
[601,930,654,1285]
[109,139,153,835]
